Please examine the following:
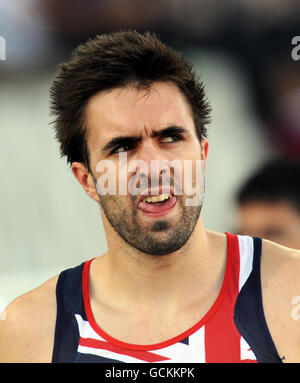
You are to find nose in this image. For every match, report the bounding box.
[138,139,162,167]
[127,140,169,191]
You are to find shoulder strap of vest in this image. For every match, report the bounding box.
[234,237,283,363]
[51,262,86,363]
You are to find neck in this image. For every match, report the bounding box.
[92,217,227,313]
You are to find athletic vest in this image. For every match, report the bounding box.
[51,233,283,363]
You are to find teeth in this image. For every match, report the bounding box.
[144,194,171,203]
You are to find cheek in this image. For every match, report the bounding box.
[100,194,134,215]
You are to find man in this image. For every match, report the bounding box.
[236,158,300,249]
[0,31,300,363]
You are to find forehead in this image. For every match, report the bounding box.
[85,82,194,146]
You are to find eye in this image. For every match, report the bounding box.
[160,134,183,143]
[112,144,135,154]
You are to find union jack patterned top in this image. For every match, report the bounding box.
[51,233,282,363]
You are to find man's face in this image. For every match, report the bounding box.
[84,82,208,255]
[238,200,300,249]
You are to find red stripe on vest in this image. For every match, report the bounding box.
[204,233,241,362]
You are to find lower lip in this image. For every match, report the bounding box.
[138,196,177,217]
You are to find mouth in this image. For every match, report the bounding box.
[137,189,177,217]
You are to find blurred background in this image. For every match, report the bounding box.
[1,0,300,309]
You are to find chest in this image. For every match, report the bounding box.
[90,302,207,345]
[83,290,257,364]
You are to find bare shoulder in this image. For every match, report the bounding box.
[261,239,300,362]
[0,275,59,363]
[261,239,300,290]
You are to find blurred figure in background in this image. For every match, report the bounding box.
[236,158,300,249]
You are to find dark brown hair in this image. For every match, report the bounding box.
[50,30,211,170]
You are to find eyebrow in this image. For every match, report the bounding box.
[101,125,189,154]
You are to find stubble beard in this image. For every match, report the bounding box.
[98,192,203,256]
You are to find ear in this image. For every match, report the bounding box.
[71,162,100,203]
[200,138,209,173]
